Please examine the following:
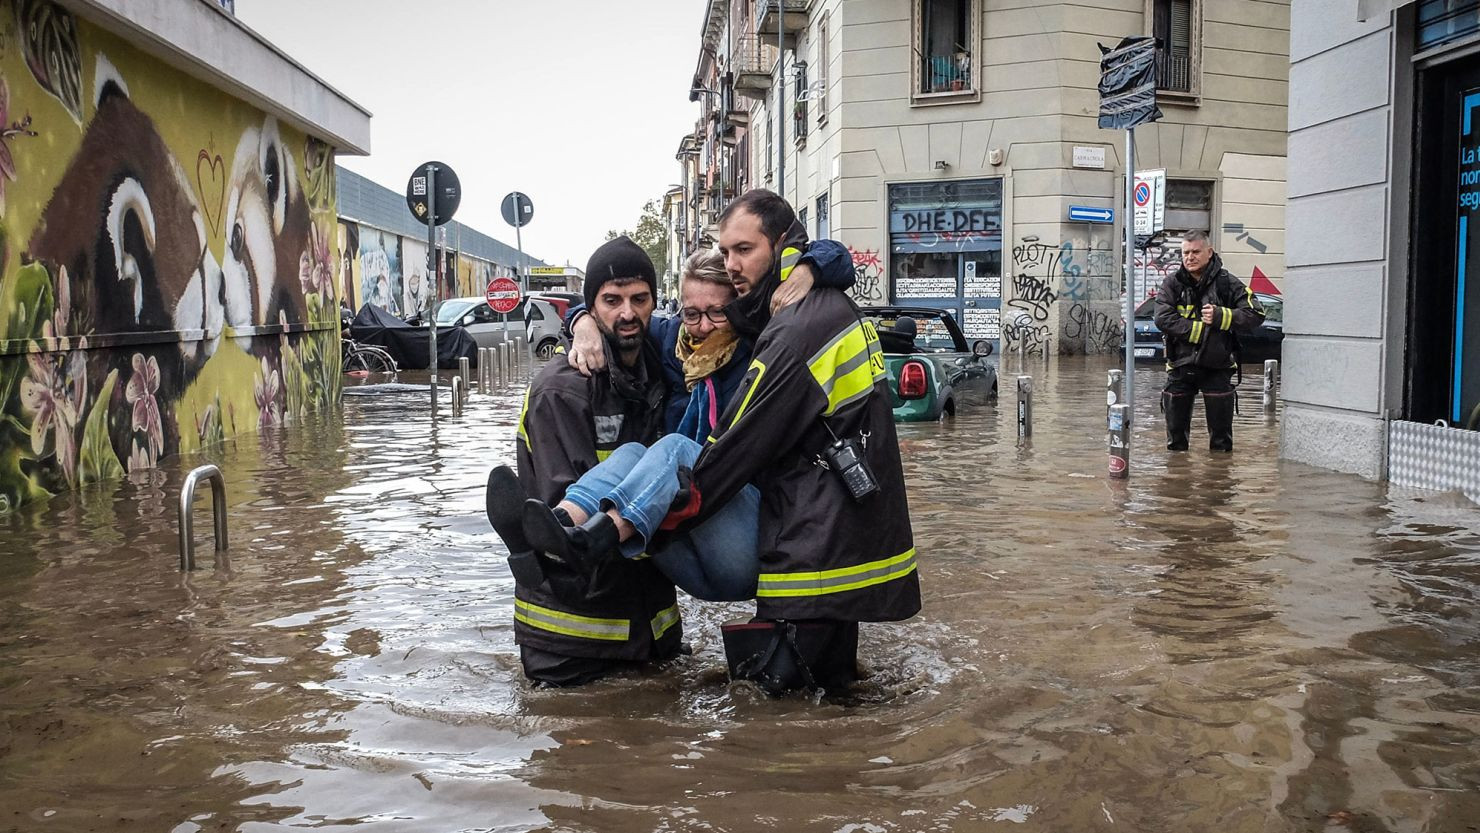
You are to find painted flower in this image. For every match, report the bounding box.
[19,348,86,484]
[127,440,155,476]
[254,356,282,427]
[0,77,38,218]
[125,352,163,459]
[299,221,333,298]
[40,265,71,350]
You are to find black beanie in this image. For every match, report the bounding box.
[584,236,657,309]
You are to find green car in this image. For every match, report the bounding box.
[862,305,997,421]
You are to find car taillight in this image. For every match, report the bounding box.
[898,360,928,399]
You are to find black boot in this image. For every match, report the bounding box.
[523,499,621,581]
[487,466,547,588]
[1205,391,1235,452]
[1163,391,1194,451]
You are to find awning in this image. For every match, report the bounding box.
[1357,0,1416,22]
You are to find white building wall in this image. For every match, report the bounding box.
[1280,0,1400,479]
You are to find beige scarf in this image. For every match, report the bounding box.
[676,327,740,390]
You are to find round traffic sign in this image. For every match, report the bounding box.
[486,277,522,314]
[1133,182,1151,206]
[407,161,462,226]
[501,191,534,228]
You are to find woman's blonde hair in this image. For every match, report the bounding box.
[681,248,732,292]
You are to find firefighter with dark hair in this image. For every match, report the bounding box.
[664,189,921,689]
[1152,230,1266,452]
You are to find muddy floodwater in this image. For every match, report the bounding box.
[2,357,1478,833]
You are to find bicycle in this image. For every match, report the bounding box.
[341,337,399,374]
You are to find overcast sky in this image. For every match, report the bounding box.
[236,0,703,269]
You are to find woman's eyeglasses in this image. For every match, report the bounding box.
[680,307,729,325]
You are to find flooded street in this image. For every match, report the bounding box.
[2,358,1478,833]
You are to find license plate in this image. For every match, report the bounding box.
[1134,348,1156,358]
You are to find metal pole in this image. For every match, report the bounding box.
[777,0,785,199]
[514,198,527,297]
[178,464,227,571]
[426,164,439,416]
[1123,129,1136,434]
[1108,403,1130,479]
[1016,375,1033,438]
[1107,368,1124,425]
[459,356,471,400]
[1263,359,1279,414]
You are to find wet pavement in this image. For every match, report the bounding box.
[2,357,1478,833]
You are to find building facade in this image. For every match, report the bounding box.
[1283,0,1480,495]
[682,0,1289,356]
[0,0,369,512]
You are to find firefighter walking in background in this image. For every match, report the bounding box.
[1153,230,1266,452]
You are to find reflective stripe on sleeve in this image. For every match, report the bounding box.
[596,449,613,462]
[650,604,680,639]
[777,247,802,282]
[718,358,768,437]
[517,387,532,450]
[1220,306,1231,330]
[756,548,918,598]
[514,598,630,641]
[1189,321,1204,344]
[808,320,885,416]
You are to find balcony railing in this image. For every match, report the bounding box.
[921,51,972,94]
[732,32,775,97]
[1157,50,1192,94]
[756,0,808,47]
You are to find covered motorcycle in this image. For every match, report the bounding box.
[348,304,477,370]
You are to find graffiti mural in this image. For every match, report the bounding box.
[846,246,885,304]
[0,1,340,512]
[337,220,361,311]
[359,228,401,316]
[401,238,428,315]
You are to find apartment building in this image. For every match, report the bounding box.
[1281,0,1480,495]
[680,0,1290,355]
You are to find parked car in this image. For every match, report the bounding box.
[1132,292,1284,365]
[435,296,525,350]
[860,305,997,421]
[524,292,580,358]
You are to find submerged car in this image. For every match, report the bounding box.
[1132,292,1284,365]
[860,305,997,421]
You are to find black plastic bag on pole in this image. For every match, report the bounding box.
[1097,36,1163,130]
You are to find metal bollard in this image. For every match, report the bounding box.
[480,348,490,392]
[451,375,464,414]
[1263,359,1279,414]
[1016,375,1033,438]
[1107,369,1124,425]
[458,356,471,399]
[1108,403,1130,479]
[500,342,510,386]
[178,464,228,571]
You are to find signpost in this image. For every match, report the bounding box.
[501,191,534,296]
[1098,35,1162,479]
[407,161,461,416]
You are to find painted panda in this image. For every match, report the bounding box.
[26,59,227,374]
[222,116,309,342]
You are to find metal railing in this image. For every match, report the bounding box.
[178,464,227,571]
[922,52,972,94]
[1157,50,1192,93]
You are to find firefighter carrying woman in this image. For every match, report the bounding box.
[486,190,921,692]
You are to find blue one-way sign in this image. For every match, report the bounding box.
[1068,205,1115,224]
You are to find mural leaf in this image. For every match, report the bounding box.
[0,441,50,513]
[76,369,122,485]
[0,260,54,412]
[16,0,83,124]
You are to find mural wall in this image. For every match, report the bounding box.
[342,219,508,316]
[0,1,341,512]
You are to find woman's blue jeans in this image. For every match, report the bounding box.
[564,433,758,602]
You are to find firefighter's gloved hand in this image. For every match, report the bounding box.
[660,467,701,531]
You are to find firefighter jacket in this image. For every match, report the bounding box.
[682,274,922,623]
[1152,252,1265,370]
[513,336,681,661]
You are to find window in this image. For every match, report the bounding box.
[816,192,830,240]
[1164,179,1214,233]
[1147,0,1201,98]
[798,207,809,236]
[1418,0,1480,50]
[794,60,809,143]
[764,91,774,181]
[817,13,829,125]
[915,0,976,99]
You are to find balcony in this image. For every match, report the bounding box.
[756,0,808,48]
[732,33,774,99]
[1156,49,1193,94]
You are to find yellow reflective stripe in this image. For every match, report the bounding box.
[1220,306,1231,330]
[596,449,613,462]
[1189,321,1204,344]
[514,598,630,641]
[757,548,918,598]
[777,246,802,282]
[1178,304,1195,318]
[516,387,532,449]
[723,358,768,432]
[808,321,885,416]
[650,604,680,639]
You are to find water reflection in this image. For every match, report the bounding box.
[0,358,1476,831]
